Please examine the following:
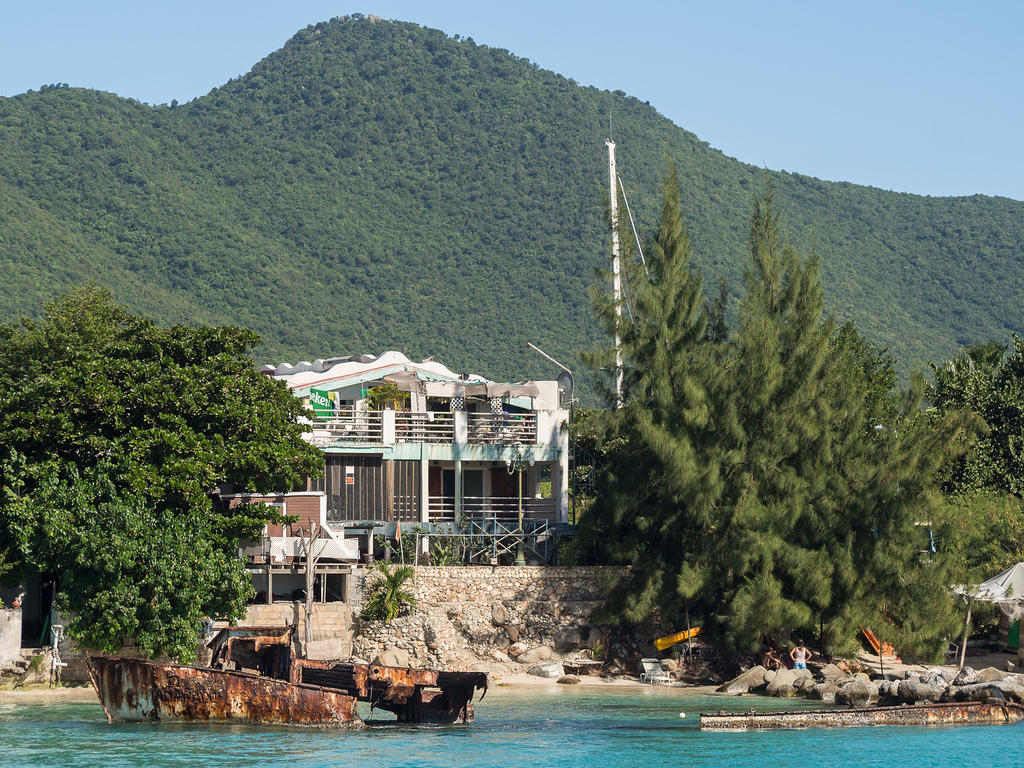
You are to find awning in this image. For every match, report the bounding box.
[384,370,425,394]
[422,380,539,399]
[424,380,487,398]
[953,562,1024,618]
[485,382,540,398]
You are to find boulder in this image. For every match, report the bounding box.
[553,628,583,652]
[981,688,1009,704]
[763,669,777,684]
[897,679,944,703]
[557,674,581,685]
[809,682,839,703]
[373,647,411,668]
[527,661,565,678]
[794,676,816,692]
[818,663,846,682]
[976,666,1007,683]
[517,645,554,664]
[489,649,512,664]
[951,680,1024,705]
[507,642,528,658]
[716,665,769,695]
[921,668,951,687]
[875,680,898,699]
[491,602,507,626]
[765,668,800,697]
[952,666,978,687]
[836,679,876,707]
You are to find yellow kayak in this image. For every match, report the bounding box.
[654,626,701,651]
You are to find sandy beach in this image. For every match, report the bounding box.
[0,685,96,705]
[489,671,718,693]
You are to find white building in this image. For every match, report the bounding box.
[263,352,571,548]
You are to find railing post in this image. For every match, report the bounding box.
[382,409,396,444]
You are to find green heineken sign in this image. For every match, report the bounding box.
[308,388,335,419]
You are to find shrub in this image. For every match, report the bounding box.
[360,562,416,622]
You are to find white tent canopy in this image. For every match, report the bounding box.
[952,562,1024,669]
[953,562,1024,618]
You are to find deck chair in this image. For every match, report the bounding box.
[639,658,672,685]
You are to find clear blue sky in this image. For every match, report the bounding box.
[2,1,1021,200]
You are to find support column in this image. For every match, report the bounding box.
[266,569,273,604]
[556,450,569,525]
[419,454,429,523]
[454,460,463,521]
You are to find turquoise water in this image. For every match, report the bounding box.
[1,686,1020,768]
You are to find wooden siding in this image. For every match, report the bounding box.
[310,456,420,523]
[226,494,322,537]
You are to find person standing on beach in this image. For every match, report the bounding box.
[790,641,812,670]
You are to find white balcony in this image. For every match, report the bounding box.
[309,409,538,447]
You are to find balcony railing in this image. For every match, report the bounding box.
[310,407,383,445]
[427,495,555,524]
[467,412,536,445]
[395,411,455,443]
[308,409,539,446]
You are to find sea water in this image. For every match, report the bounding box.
[0,686,1016,768]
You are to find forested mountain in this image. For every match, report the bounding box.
[1,15,1021,388]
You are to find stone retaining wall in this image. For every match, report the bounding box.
[353,566,626,670]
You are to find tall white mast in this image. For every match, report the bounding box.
[606,139,623,406]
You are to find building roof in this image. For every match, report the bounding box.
[263,351,547,403]
[262,351,484,393]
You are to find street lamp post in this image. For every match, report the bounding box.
[506,451,533,566]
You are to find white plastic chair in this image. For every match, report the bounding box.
[639,658,672,685]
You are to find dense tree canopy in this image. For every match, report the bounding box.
[577,175,976,658]
[925,337,1024,585]
[0,287,323,660]
[0,16,1021,396]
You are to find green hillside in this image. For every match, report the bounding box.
[1,15,1021,388]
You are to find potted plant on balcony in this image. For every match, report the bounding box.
[365,381,409,411]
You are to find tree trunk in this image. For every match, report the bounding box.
[301,524,323,660]
[959,601,972,672]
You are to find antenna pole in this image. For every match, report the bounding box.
[606,139,623,407]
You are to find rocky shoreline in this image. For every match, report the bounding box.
[717,660,1024,707]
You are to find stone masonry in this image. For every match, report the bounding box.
[353,566,625,671]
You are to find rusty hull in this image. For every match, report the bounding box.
[296,659,488,723]
[87,655,360,727]
[700,701,1024,730]
[88,625,488,728]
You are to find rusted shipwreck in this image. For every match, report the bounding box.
[87,626,487,727]
[700,701,1024,730]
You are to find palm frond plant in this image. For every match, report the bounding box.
[360,561,417,622]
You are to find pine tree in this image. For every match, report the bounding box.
[578,163,720,625]
[580,173,976,659]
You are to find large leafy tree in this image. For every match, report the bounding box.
[929,338,1024,586]
[930,338,1024,496]
[0,286,323,660]
[581,175,975,658]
